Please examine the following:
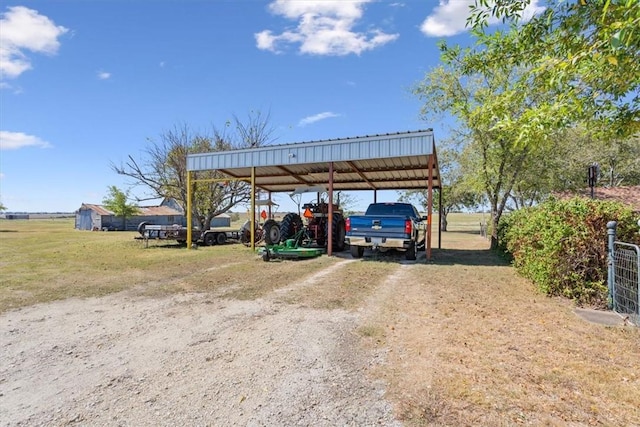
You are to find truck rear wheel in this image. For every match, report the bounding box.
[263,219,281,245]
[280,213,302,242]
[406,241,417,260]
[350,245,364,258]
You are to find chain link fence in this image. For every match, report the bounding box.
[612,242,640,327]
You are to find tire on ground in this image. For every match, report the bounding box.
[280,213,303,242]
[350,245,364,258]
[323,213,346,251]
[263,219,281,245]
[405,241,417,260]
[204,232,216,246]
[216,232,227,245]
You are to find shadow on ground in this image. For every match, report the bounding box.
[429,248,510,267]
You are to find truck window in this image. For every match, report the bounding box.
[364,204,415,217]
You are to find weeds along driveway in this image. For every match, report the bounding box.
[1,228,639,426]
[361,231,640,426]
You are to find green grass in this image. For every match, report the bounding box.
[0,218,256,311]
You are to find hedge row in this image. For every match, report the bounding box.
[499,197,640,307]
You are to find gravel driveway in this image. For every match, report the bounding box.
[1,261,401,426]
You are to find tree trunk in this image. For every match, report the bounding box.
[440,213,448,231]
[490,208,500,250]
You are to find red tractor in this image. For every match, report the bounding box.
[262,191,346,252]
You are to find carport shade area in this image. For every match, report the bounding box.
[186,129,442,260]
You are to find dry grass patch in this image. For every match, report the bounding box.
[366,231,640,426]
[216,255,341,300]
[282,260,397,310]
[0,219,260,311]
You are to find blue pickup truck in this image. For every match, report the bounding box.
[345,202,426,260]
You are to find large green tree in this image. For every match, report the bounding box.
[413,45,564,247]
[399,144,481,231]
[466,0,640,140]
[112,111,276,230]
[102,186,140,230]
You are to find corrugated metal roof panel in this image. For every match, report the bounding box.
[80,203,113,216]
[186,129,440,193]
[188,130,434,171]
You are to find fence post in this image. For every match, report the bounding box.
[607,221,617,310]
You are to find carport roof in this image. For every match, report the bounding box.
[187,129,440,193]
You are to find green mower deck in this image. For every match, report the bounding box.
[260,244,324,261]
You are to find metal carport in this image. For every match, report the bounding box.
[186,129,441,260]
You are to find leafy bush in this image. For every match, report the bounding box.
[500,197,640,307]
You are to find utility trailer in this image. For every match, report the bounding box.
[137,223,241,246]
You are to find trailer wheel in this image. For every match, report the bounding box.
[350,245,364,258]
[263,219,280,245]
[280,213,302,242]
[137,221,149,236]
[204,232,216,246]
[216,232,227,245]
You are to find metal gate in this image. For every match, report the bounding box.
[612,242,640,326]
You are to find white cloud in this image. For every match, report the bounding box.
[0,131,52,150]
[256,0,398,56]
[0,6,68,79]
[298,112,340,127]
[97,71,111,80]
[420,0,545,37]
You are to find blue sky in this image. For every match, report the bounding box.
[0,0,542,213]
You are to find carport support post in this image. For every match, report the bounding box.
[426,155,434,260]
[438,188,442,249]
[251,167,256,250]
[187,171,192,248]
[328,162,334,256]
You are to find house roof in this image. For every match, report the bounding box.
[554,186,640,212]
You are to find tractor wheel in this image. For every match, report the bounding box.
[280,213,303,242]
[323,214,346,251]
[216,232,227,245]
[406,241,417,261]
[263,219,281,245]
[204,232,216,246]
[350,245,364,258]
[333,216,346,252]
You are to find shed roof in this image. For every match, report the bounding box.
[79,203,183,216]
[187,129,440,193]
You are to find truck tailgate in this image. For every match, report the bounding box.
[348,215,409,238]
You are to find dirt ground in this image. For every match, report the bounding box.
[2,234,639,426]
[1,257,402,427]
